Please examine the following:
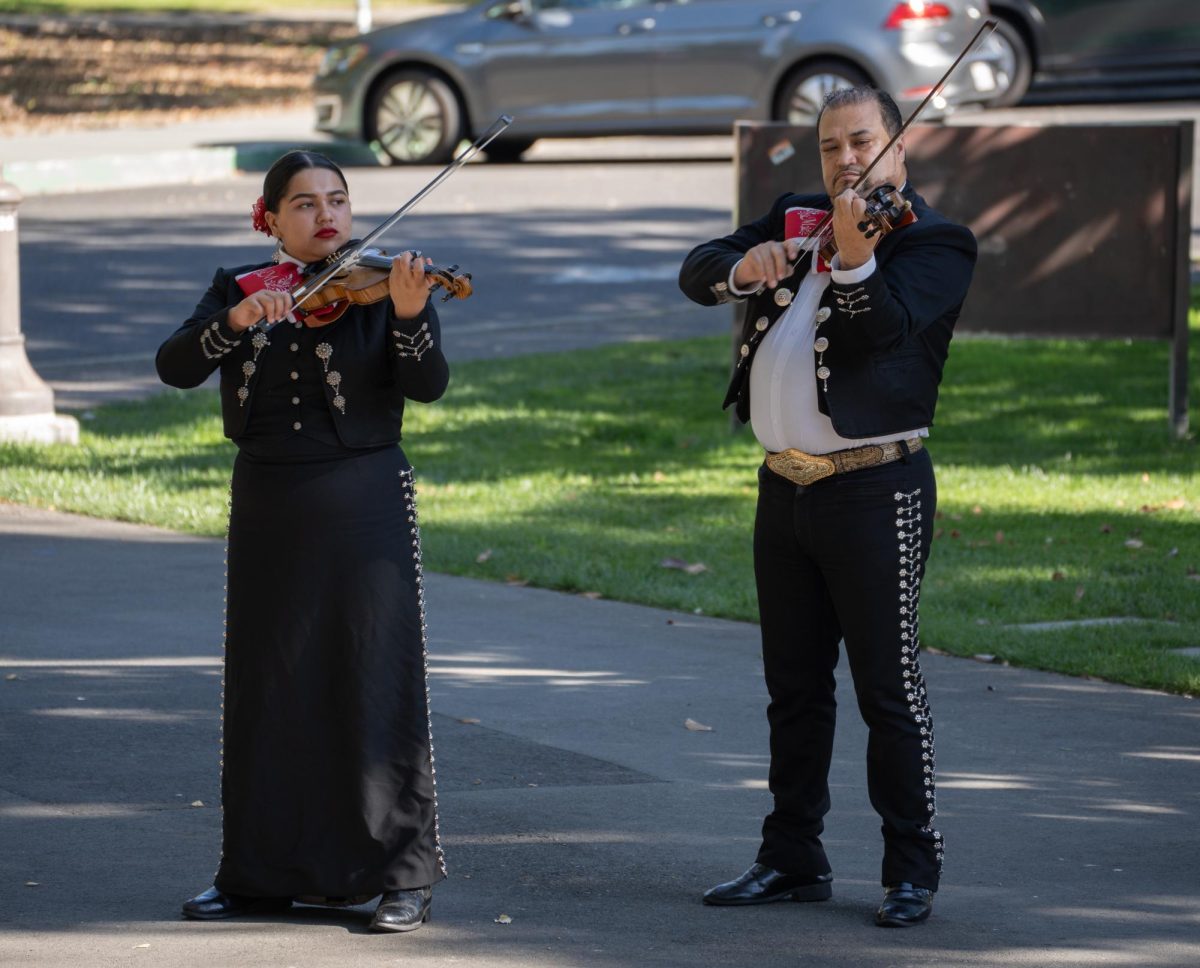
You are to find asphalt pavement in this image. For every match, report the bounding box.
[2,502,1199,968]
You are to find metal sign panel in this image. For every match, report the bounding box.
[735,122,1190,339]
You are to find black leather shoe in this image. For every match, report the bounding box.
[369,887,432,933]
[875,883,934,927]
[703,863,833,906]
[181,886,292,920]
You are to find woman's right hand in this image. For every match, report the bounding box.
[227,289,295,332]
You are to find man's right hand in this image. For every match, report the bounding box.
[733,239,803,290]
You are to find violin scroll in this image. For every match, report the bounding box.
[855,185,916,240]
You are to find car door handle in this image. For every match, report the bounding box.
[617,17,656,35]
[762,10,802,27]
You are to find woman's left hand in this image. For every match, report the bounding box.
[389,250,436,320]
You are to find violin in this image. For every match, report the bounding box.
[815,183,917,265]
[293,248,473,327]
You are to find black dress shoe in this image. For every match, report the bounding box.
[181,886,292,920]
[703,863,833,906]
[369,887,432,933]
[875,882,934,927]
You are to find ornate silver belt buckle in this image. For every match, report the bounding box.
[768,449,837,486]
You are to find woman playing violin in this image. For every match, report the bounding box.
[157,149,449,933]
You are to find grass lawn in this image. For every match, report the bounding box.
[2,305,1197,696]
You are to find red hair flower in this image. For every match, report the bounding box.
[250,196,272,236]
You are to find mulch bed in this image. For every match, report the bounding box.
[0,16,356,133]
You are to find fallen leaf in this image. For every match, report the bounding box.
[504,575,528,587]
[684,562,708,575]
[457,718,481,725]
[684,718,714,732]
[1051,571,1065,581]
[972,505,983,515]
[1141,472,1151,483]
[475,548,493,563]
[653,470,666,482]
[472,779,483,785]
[1124,539,1144,549]
[665,619,675,625]
[4,674,19,681]
[495,913,512,925]
[1099,523,1112,533]
[190,800,204,808]
[580,591,602,599]
[1074,586,1086,601]
[1165,498,1187,510]
[1140,504,1161,513]
[934,511,945,520]
[933,528,944,540]
[994,531,1005,543]
[973,654,996,663]
[949,529,961,539]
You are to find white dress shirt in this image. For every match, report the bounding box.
[731,255,928,455]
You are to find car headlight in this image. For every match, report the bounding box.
[317,42,370,78]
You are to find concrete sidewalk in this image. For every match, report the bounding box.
[2,502,1198,968]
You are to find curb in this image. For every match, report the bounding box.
[1,140,385,197]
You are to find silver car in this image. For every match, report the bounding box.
[314,0,1005,165]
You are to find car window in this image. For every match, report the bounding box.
[531,0,651,10]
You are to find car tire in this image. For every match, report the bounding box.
[773,60,872,125]
[483,137,536,163]
[986,16,1033,107]
[366,69,462,166]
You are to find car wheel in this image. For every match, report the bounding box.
[483,137,536,164]
[774,60,872,125]
[986,16,1033,107]
[366,69,462,165]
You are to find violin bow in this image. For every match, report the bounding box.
[798,18,998,256]
[257,114,515,328]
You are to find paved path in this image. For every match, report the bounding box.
[2,503,1198,967]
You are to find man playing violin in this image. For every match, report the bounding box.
[679,87,977,927]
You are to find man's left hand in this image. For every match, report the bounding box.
[831,189,879,270]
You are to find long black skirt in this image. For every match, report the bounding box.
[214,445,445,898]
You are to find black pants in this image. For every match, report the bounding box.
[752,445,943,890]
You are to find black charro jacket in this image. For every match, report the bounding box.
[679,186,976,438]
[155,263,449,446]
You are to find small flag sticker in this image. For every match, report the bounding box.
[768,139,796,166]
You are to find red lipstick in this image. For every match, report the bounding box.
[315,228,338,238]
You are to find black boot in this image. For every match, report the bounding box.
[369,886,432,933]
[181,886,292,921]
[875,883,934,927]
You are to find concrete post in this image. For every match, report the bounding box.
[0,175,79,444]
